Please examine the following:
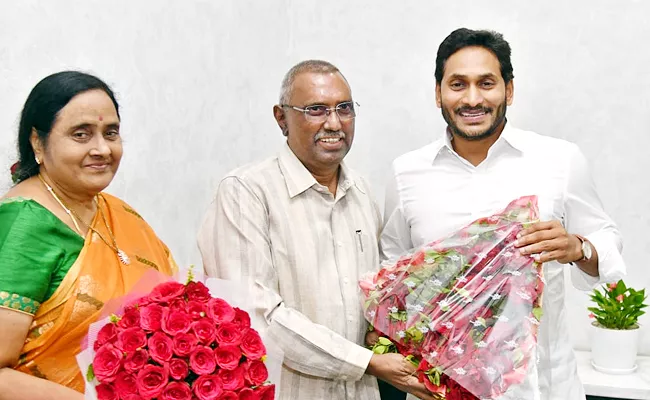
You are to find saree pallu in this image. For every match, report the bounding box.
[15,193,177,392]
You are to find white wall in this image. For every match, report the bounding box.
[1,0,649,354]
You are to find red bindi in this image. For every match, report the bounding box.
[98,116,103,121]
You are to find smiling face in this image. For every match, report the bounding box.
[274,71,354,174]
[436,46,513,141]
[32,89,122,196]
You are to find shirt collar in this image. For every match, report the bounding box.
[431,121,525,164]
[278,142,364,198]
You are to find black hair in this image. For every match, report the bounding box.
[435,28,514,84]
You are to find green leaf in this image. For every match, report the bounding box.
[405,355,420,367]
[86,364,95,382]
[377,337,393,346]
[532,307,544,320]
[406,326,424,343]
[588,279,648,329]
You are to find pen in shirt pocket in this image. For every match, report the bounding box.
[355,230,364,252]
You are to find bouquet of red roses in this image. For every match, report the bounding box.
[360,196,544,399]
[77,269,279,400]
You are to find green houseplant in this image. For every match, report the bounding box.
[588,279,647,329]
[588,279,647,374]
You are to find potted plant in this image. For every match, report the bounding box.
[588,279,647,374]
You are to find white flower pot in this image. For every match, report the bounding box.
[589,322,640,374]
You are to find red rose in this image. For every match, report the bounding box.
[232,308,251,330]
[218,365,245,391]
[160,381,192,400]
[238,388,259,400]
[187,301,207,320]
[244,360,268,386]
[168,358,190,381]
[148,331,174,364]
[93,343,124,383]
[126,295,151,308]
[136,364,169,399]
[220,391,238,400]
[117,327,148,353]
[114,371,138,398]
[185,281,211,303]
[254,385,275,400]
[216,323,244,346]
[192,375,223,400]
[173,332,199,357]
[123,395,145,400]
[162,309,193,336]
[140,304,165,332]
[169,298,188,313]
[118,306,141,329]
[149,281,186,303]
[240,330,266,360]
[96,382,118,400]
[411,250,426,266]
[10,161,19,176]
[215,345,242,370]
[206,298,236,324]
[191,319,217,345]
[123,349,148,373]
[445,378,477,400]
[419,371,445,394]
[94,323,118,351]
[189,346,217,375]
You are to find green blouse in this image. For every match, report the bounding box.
[0,198,84,315]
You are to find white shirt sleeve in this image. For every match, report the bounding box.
[197,176,372,382]
[380,163,414,262]
[564,144,626,289]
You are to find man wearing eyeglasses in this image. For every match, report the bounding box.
[382,29,625,400]
[198,60,435,400]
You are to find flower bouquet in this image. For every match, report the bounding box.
[76,268,280,400]
[361,196,544,399]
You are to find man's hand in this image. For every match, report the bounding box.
[365,330,380,347]
[366,353,437,400]
[515,220,582,264]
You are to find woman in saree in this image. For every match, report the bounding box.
[0,71,177,398]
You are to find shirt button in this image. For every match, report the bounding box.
[337,242,343,247]
[343,277,349,284]
[347,314,354,322]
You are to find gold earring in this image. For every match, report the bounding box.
[35,156,41,165]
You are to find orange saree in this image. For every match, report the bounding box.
[14,193,177,392]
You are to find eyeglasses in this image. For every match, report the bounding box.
[281,101,359,122]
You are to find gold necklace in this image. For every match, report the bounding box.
[38,174,131,265]
[95,194,131,265]
[38,175,84,235]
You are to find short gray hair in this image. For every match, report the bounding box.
[279,60,345,104]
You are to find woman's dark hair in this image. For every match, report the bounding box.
[435,28,514,84]
[13,71,120,183]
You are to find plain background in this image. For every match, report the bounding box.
[1,0,648,355]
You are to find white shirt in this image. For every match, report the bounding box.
[198,143,382,400]
[382,124,625,400]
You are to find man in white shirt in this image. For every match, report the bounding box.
[381,29,626,400]
[198,60,435,400]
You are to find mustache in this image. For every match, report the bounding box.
[455,106,493,114]
[314,130,346,142]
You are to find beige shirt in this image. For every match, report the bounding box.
[198,143,382,400]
